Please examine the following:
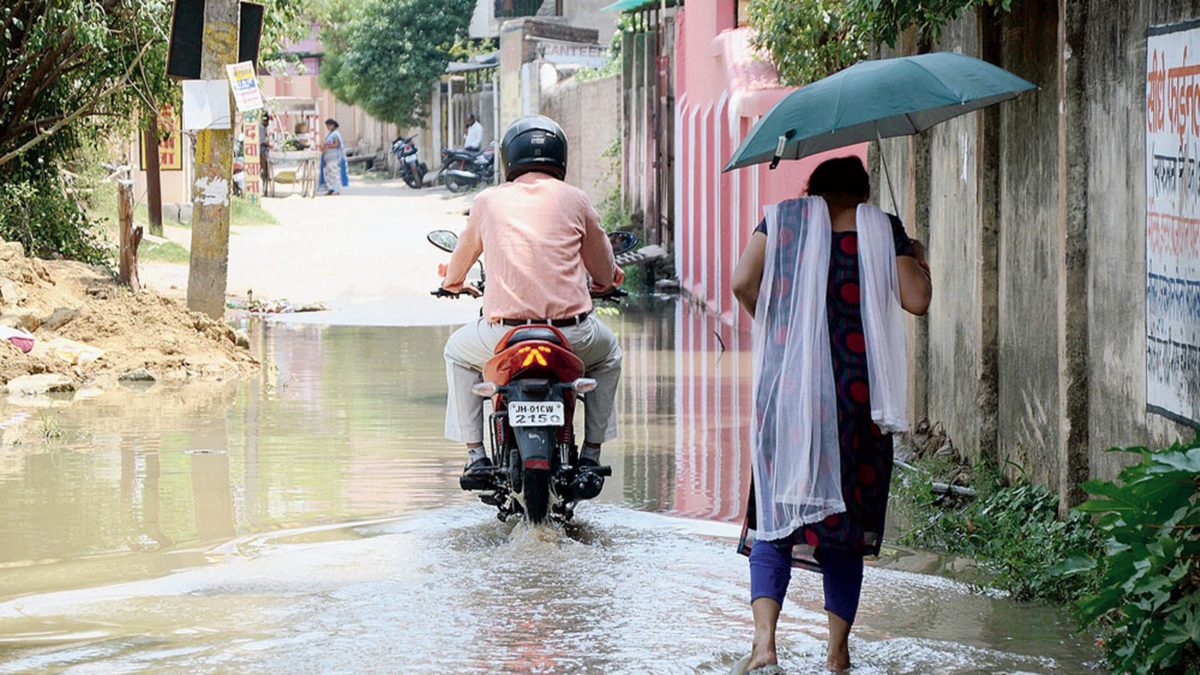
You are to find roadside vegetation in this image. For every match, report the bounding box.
[318,0,476,128]
[747,0,1017,85]
[0,1,304,264]
[895,433,1200,673]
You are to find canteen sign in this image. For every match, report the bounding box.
[1146,20,1200,426]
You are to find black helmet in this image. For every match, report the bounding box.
[501,115,568,181]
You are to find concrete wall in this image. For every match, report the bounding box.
[540,74,621,203]
[1083,0,1200,479]
[880,0,1200,504]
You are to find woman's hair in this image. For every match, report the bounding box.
[324,118,338,129]
[806,156,870,200]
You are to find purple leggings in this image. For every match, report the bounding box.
[749,539,865,625]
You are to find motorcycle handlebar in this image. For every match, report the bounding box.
[590,288,628,301]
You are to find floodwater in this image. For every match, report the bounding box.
[0,301,1101,673]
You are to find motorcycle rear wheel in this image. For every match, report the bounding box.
[522,469,551,524]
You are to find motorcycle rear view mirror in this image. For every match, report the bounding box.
[608,231,640,256]
[427,230,459,253]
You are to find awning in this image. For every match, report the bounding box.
[446,51,499,73]
[602,0,675,12]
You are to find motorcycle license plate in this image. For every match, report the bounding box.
[508,401,564,427]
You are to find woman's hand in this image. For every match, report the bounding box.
[897,238,932,316]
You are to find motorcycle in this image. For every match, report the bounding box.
[391,135,428,190]
[427,228,640,523]
[438,144,496,193]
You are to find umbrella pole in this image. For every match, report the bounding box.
[876,130,901,213]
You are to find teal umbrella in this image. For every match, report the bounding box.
[723,52,1035,173]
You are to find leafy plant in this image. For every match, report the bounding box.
[318,0,476,127]
[1055,437,1200,674]
[898,472,1102,603]
[746,0,1017,86]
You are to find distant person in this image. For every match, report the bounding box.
[730,156,931,673]
[318,118,348,196]
[259,113,272,192]
[464,113,484,152]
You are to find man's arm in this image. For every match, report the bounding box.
[442,205,485,293]
[580,200,621,290]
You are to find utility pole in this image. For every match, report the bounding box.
[186,0,239,319]
[143,113,164,237]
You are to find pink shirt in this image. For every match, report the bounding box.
[442,173,622,322]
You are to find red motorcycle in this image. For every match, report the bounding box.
[427,229,638,523]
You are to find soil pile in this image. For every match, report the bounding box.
[0,239,257,392]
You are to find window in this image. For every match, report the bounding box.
[495,0,547,17]
[736,0,752,27]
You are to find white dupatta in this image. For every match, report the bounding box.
[751,197,909,541]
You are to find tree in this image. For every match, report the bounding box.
[319,0,476,128]
[746,0,1015,86]
[0,0,307,260]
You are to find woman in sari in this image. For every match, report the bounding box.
[318,118,348,196]
[731,156,932,673]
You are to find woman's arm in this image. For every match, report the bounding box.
[897,239,932,316]
[732,232,767,318]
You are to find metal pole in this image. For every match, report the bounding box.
[876,129,900,212]
[186,0,239,318]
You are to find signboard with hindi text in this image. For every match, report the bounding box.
[1146,20,1200,427]
[139,105,183,171]
[242,117,262,198]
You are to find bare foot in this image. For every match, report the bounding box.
[826,641,850,672]
[748,633,778,670]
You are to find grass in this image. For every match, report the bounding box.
[86,174,278,265]
[138,238,190,264]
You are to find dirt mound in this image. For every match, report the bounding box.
[0,239,256,392]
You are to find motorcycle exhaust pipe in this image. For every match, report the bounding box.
[446,169,478,180]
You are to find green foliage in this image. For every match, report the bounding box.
[1056,437,1200,674]
[0,169,108,264]
[0,0,307,261]
[319,0,476,127]
[746,0,1015,85]
[898,472,1102,603]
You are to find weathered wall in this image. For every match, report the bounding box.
[926,14,988,464]
[996,0,1063,489]
[1083,0,1200,479]
[540,74,621,203]
[885,0,1200,502]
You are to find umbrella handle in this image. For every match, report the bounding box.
[768,130,796,170]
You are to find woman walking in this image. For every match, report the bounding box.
[318,118,348,196]
[730,156,931,673]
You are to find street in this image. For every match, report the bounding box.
[0,180,1100,673]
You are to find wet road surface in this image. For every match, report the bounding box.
[0,302,1101,673]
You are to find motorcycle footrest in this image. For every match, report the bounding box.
[459,473,495,491]
[580,465,613,477]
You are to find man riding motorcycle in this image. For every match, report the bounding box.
[441,115,624,478]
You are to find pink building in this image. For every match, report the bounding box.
[672,2,865,326]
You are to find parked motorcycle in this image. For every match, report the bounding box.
[427,228,639,523]
[391,135,428,190]
[438,144,496,193]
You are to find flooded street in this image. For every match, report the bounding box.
[0,302,1100,673]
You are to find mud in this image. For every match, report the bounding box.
[0,239,256,391]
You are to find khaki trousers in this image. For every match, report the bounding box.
[443,316,622,445]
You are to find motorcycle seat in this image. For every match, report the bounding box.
[506,327,562,346]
